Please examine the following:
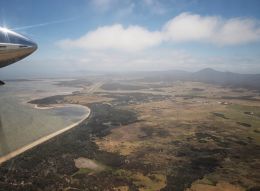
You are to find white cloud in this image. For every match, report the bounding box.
[213,18,260,45]
[164,13,260,45]
[58,49,201,71]
[58,24,162,51]
[163,13,219,42]
[58,13,260,52]
[39,49,260,73]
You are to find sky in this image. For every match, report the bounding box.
[1,0,260,77]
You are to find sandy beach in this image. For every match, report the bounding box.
[0,106,91,164]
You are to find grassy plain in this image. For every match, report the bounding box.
[0,78,259,191]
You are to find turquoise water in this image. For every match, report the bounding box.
[0,80,89,157]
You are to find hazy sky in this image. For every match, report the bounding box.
[1,0,260,77]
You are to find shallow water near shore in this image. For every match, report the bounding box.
[0,80,89,157]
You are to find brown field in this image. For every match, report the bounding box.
[1,78,259,191]
[92,80,260,190]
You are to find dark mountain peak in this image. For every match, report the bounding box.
[196,68,219,74]
[193,68,225,80]
[142,68,260,90]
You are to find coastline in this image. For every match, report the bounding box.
[33,103,85,110]
[0,106,91,165]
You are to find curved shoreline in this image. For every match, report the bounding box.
[0,106,91,165]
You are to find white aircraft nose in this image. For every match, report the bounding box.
[0,43,37,68]
[0,27,38,68]
[19,41,38,54]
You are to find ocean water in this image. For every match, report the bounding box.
[0,80,89,157]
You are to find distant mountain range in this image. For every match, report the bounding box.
[142,68,260,90]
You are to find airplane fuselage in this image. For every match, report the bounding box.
[0,27,37,68]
